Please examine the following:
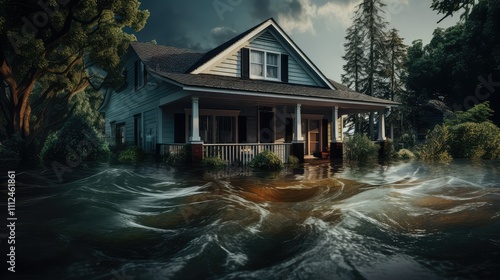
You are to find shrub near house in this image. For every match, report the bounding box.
[419,102,500,161]
[41,117,110,164]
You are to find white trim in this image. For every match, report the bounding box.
[378,110,387,141]
[249,48,281,82]
[189,19,335,90]
[293,104,304,143]
[184,109,240,117]
[183,86,395,108]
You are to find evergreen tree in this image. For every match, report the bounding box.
[344,0,389,139]
[384,28,407,139]
[342,18,367,133]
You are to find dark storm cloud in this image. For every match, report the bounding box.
[211,27,238,45]
[135,1,216,50]
[250,0,355,21]
[251,0,274,21]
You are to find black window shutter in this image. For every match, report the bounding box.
[134,61,139,91]
[241,48,250,79]
[143,65,148,86]
[281,54,289,83]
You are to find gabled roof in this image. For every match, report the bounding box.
[126,19,399,108]
[185,21,264,73]
[188,18,335,89]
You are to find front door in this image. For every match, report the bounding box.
[308,120,320,155]
[300,118,322,156]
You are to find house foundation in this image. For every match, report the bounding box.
[291,142,305,163]
[330,142,343,160]
[191,143,203,164]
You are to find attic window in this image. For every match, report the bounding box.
[250,50,280,81]
[134,61,147,90]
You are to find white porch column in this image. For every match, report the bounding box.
[189,97,202,143]
[293,103,304,142]
[378,109,386,141]
[332,106,339,143]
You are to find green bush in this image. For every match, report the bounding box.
[396,149,416,160]
[398,133,417,149]
[447,122,500,160]
[445,101,494,126]
[202,157,226,168]
[40,116,110,163]
[249,150,283,170]
[288,155,300,165]
[418,125,452,163]
[419,121,500,161]
[344,133,379,162]
[118,146,146,163]
[165,144,191,167]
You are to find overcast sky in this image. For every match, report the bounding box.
[134,0,459,82]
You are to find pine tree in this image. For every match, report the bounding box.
[384,28,407,139]
[342,18,367,133]
[346,0,389,139]
[342,18,367,93]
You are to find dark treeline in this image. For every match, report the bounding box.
[342,0,500,140]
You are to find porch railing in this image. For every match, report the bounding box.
[157,143,186,156]
[204,143,291,165]
[157,143,292,165]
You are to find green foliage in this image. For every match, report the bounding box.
[445,101,494,126]
[70,89,105,133]
[431,0,477,21]
[40,117,110,163]
[397,149,416,160]
[418,125,452,163]
[405,1,500,131]
[0,0,149,157]
[202,157,226,168]
[398,133,417,149]
[288,155,300,166]
[447,122,500,160]
[249,150,283,170]
[165,145,191,167]
[419,109,500,161]
[344,133,379,162]
[0,134,24,162]
[118,146,146,163]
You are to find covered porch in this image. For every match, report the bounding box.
[156,89,392,165]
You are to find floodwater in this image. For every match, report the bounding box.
[2,160,500,279]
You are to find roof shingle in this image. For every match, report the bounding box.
[128,22,398,107]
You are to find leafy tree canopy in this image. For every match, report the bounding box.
[0,0,149,156]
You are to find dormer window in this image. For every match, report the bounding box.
[250,50,280,81]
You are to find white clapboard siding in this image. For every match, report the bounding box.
[203,29,324,87]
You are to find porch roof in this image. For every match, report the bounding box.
[153,72,399,107]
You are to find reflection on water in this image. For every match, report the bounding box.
[2,160,500,279]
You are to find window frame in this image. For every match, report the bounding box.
[249,49,281,82]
